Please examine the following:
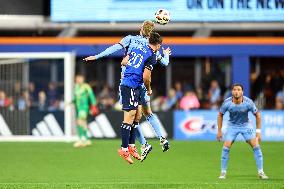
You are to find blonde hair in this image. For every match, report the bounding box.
[141,20,155,37]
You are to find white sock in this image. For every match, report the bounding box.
[121,147,128,152]
[129,144,135,147]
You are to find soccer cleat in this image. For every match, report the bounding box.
[73,140,85,148]
[218,171,226,179]
[84,140,92,147]
[160,137,170,152]
[118,148,134,164]
[258,172,269,180]
[140,143,152,162]
[128,146,141,160]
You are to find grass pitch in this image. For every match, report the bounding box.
[0,140,283,189]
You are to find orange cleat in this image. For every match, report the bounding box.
[128,146,141,160]
[118,148,134,164]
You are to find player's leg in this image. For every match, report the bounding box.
[142,105,169,152]
[130,105,153,162]
[219,126,238,179]
[118,109,136,164]
[140,87,170,152]
[219,141,234,179]
[74,110,90,148]
[243,128,269,179]
[134,106,147,146]
[118,86,139,164]
[128,106,142,160]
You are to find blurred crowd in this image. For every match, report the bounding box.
[251,70,284,110]
[2,72,284,112]
[0,82,65,111]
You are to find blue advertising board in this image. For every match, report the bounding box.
[51,0,284,22]
[174,110,284,141]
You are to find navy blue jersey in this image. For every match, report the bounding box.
[220,96,258,126]
[121,45,156,88]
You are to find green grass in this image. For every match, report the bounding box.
[0,140,283,189]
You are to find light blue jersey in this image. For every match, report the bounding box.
[220,96,258,141]
[220,96,258,126]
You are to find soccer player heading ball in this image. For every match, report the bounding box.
[217,83,268,179]
[118,32,163,164]
[83,20,171,162]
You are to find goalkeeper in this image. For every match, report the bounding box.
[73,74,98,148]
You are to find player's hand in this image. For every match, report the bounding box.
[83,56,96,62]
[217,131,222,141]
[90,105,99,116]
[147,89,152,96]
[162,47,172,56]
[121,55,129,66]
[256,133,261,143]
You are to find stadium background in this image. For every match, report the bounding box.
[0,0,284,188]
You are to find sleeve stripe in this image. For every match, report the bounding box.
[145,65,153,71]
[118,43,124,48]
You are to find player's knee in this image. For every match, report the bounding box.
[134,114,142,122]
[142,107,152,117]
[124,110,136,124]
[248,138,258,148]
[223,141,232,148]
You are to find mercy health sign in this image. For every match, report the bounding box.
[174,110,284,141]
[51,0,284,22]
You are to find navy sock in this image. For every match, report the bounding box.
[121,123,132,148]
[129,122,138,145]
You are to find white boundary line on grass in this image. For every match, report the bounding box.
[0,182,279,185]
[0,136,77,142]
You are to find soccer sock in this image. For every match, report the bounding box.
[121,123,132,149]
[146,113,163,139]
[136,123,147,145]
[129,122,138,145]
[221,146,230,172]
[81,127,89,140]
[253,145,264,173]
[76,126,84,140]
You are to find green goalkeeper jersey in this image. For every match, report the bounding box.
[74,83,96,110]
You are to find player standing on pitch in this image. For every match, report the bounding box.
[73,74,98,148]
[117,32,162,164]
[217,83,268,179]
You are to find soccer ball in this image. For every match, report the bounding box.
[155,9,170,25]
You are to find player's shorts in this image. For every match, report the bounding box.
[224,124,256,141]
[76,108,88,119]
[120,85,140,111]
[138,85,150,107]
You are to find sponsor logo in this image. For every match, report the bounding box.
[181,116,216,135]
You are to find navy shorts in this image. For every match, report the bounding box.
[120,85,140,111]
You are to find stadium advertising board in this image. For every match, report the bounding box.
[27,110,173,138]
[51,0,284,22]
[174,110,284,141]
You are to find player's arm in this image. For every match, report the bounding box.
[255,111,262,142]
[217,101,228,141]
[85,84,99,116]
[121,54,129,66]
[157,47,171,66]
[83,35,131,62]
[143,54,155,95]
[85,84,96,105]
[143,67,152,96]
[249,100,261,141]
[217,112,224,141]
